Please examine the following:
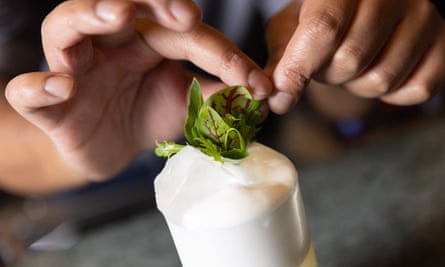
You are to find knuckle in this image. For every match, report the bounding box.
[367,69,398,96]
[180,28,204,60]
[41,15,50,33]
[220,47,246,75]
[416,1,442,32]
[285,69,310,93]
[303,10,343,41]
[331,43,368,80]
[40,2,65,37]
[277,62,310,95]
[419,0,437,18]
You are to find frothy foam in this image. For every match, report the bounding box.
[155,143,296,228]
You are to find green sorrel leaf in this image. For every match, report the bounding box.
[155,78,262,161]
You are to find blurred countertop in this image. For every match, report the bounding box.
[5,111,445,267]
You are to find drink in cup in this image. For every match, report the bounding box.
[155,142,317,267]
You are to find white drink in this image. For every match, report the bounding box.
[155,143,317,267]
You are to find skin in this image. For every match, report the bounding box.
[2,0,272,195]
[265,0,445,115]
[3,0,445,194]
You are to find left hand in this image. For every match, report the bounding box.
[5,0,272,181]
[265,0,445,114]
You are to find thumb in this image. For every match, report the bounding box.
[5,72,75,132]
[263,2,303,114]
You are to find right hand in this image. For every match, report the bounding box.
[265,0,445,114]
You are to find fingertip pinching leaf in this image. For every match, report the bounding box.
[155,78,262,161]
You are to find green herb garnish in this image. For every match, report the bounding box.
[155,78,262,161]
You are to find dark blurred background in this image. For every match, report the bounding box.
[1,1,445,267]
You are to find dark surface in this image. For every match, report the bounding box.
[300,119,445,267]
[8,116,445,267]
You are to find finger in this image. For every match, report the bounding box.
[5,73,75,131]
[138,0,202,31]
[42,0,201,73]
[344,1,441,98]
[42,0,138,72]
[263,1,301,76]
[380,24,445,105]
[269,0,357,114]
[319,0,402,84]
[137,21,273,100]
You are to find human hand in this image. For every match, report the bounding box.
[265,0,445,114]
[5,0,272,181]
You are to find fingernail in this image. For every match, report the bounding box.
[248,69,272,100]
[96,0,118,22]
[268,91,296,114]
[44,75,74,100]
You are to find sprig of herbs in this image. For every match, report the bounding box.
[155,78,262,161]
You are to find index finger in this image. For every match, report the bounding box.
[138,21,273,100]
[42,0,202,72]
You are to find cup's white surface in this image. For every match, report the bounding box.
[155,143,315,267]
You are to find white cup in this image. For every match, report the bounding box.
[155,143,318,267]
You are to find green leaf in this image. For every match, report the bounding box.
[197,106,231,144]
[155,141,185,158]
[184,78,203,146]
[155,78,262,161]
[193,136,222,162]
[205,86,256,117]
[205,86,261,143]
